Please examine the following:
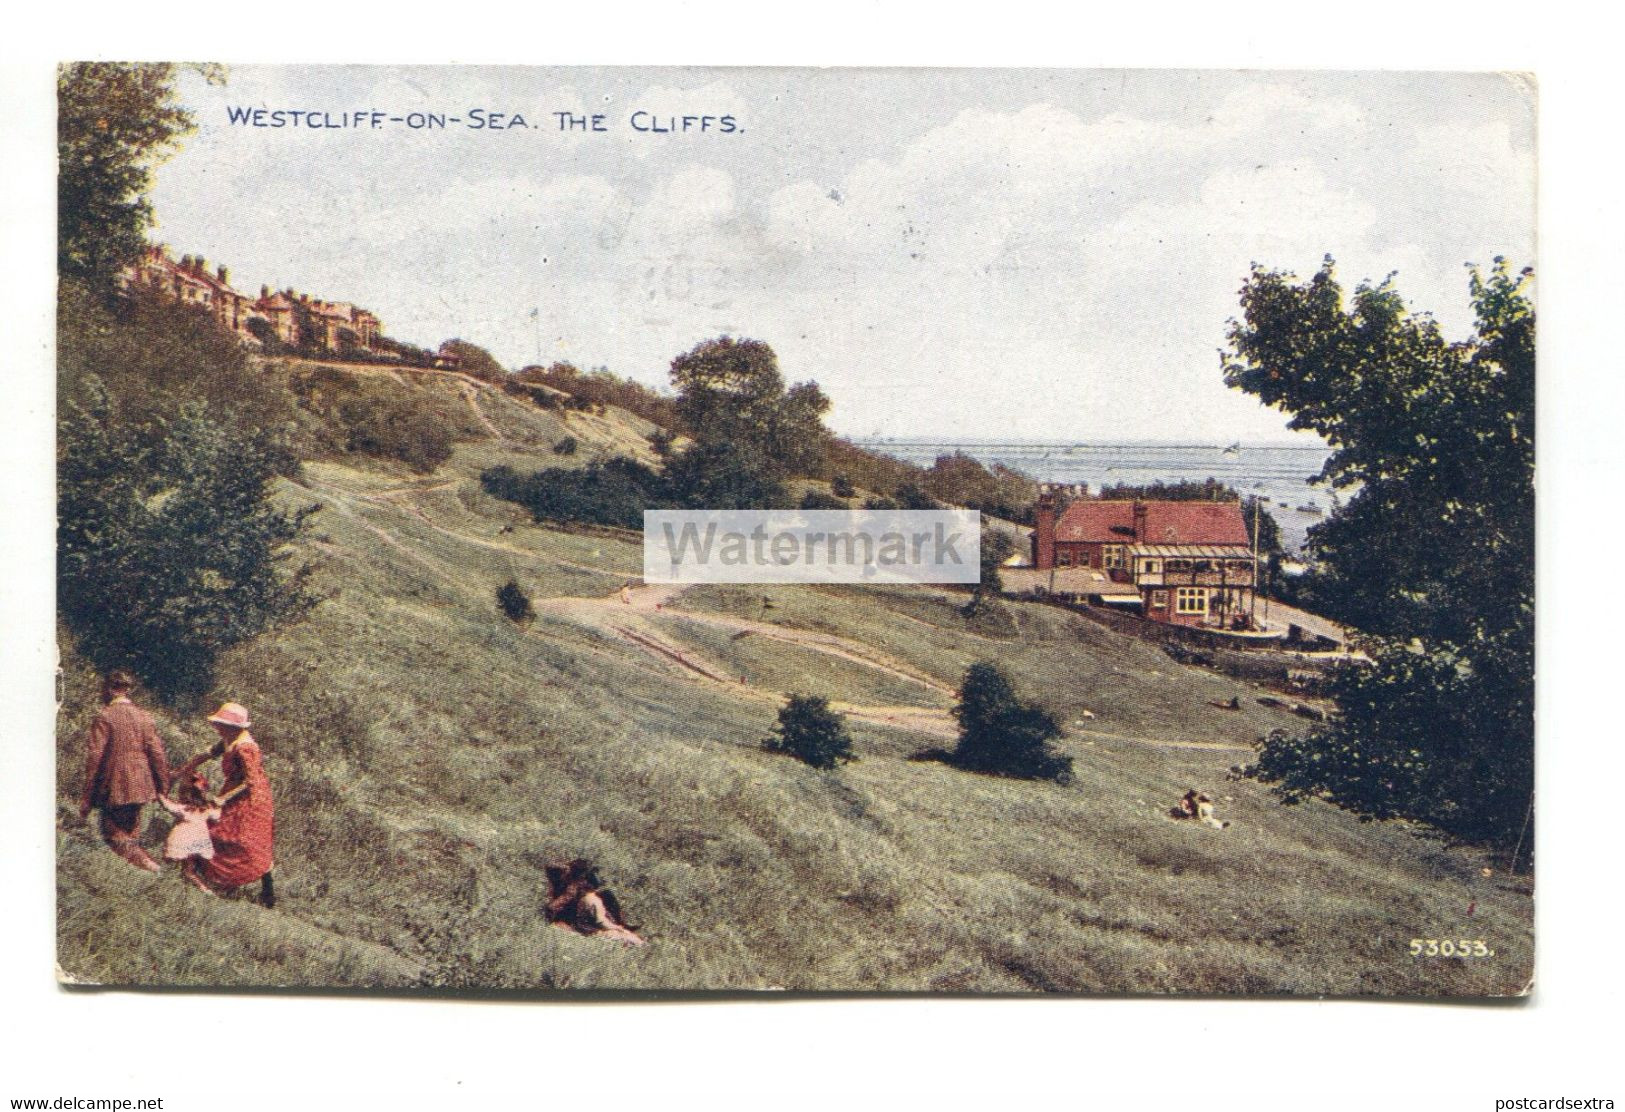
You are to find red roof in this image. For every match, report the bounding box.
[1053,500,1250,546]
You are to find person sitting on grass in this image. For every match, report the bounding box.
[544,858,645,946]
[1171,789,1230,830]
[157,767,221,893]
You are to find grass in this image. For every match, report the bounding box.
[55,365,1533,994]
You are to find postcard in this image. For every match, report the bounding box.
[55,63,1534,994]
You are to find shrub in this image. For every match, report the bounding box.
[830,475,856,499]
[481,458,667,530]
[334,394,454,473]
[58,385,316,704]
[439,338,506,382]
[949,662,1072,784]
[553,436,578,456]
[893,483,938,510]
[764,694,855,770]
[496,579,534,623]
[800,489,845,510]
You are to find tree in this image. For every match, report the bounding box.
[1223,257,1533,850]
[950,662,1073,784]
[966,528,1015,614]
[58,386,315,704]
[669,337,831,491]
[439,339,507,382]
[763,694,855,770]
[58,63,210,290]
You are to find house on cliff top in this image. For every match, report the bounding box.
[1029,492,1261,628]
[120,245,382,357]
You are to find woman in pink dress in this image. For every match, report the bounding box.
[191,702,276,907]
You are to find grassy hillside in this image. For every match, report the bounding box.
[57,364,1532,994]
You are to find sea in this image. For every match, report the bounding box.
[853,439,1336,553]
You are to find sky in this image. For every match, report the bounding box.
[146,66,1536,444]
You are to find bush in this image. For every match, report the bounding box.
[553,436,578,456]
[949,662,1072,784]
[764,694,855,770]
[800,488,846,510]
[334,394,454,473]
[893,483,938,510]
[58,385,316,704]
[481,458,668,530]
[496,579,534,624]
[439,338,506,382]
[830,475,856,499]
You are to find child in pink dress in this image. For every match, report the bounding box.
[158,768,221,893]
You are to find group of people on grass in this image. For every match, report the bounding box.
[78,668,644,943]
[77,670,276,907]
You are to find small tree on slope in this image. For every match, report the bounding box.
[764,694,855,770]
[951,662,1073,785]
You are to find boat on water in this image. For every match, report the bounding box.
[1297,501,1323,516]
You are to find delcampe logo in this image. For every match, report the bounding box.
[644,509,982,584]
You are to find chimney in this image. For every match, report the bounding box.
[1132,501,1148,542]
[217,265,229,285]
[260,284,270,300]
[1034,488,1058,570]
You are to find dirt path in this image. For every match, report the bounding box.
[541,582,952,697]
[296,476,1258,756]
[460,381,508,441]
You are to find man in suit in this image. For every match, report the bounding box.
[78,670,171,871]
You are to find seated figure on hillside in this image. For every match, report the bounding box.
[544,858,645,946]
[1171,790,1230,830]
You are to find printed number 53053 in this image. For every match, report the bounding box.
[1409,938,1493,958]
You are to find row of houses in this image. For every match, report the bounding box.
[117,245,462,369]
[1015,491,1263,630]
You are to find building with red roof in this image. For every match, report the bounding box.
[1031,493,1260,628]
[120,245,384,357]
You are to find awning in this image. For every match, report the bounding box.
[1128,544,1254,559]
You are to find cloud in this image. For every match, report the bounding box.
[144,69,1534,442]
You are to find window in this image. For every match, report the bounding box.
[1151,590,1169,608]
[1142,559,1161,576]
[1056,549,1072,567]
[1176,587,1208,615]
[1104,545,1125,570]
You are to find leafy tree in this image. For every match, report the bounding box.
[58,385,315,704]
[1223,257,1534,850]
[58,282,299,451]
[58,62,209,289]
[439,339,507,382]
[966,527,1016,614]
[496,579,535,624]
[923,452,1039,522]
[764,694,855,770]
[950,662,1073,784]
[660,439,789,511]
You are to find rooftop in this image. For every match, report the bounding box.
[1053,500,1251,547]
